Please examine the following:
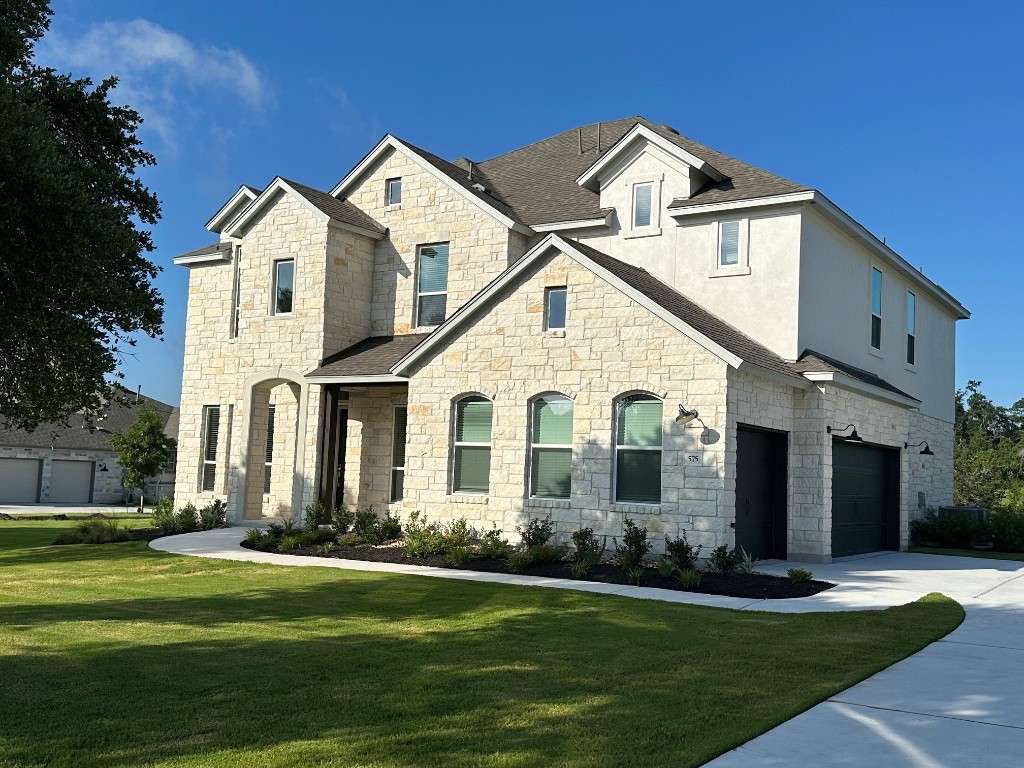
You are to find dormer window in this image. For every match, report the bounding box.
[632,183,653,228]
[385,178,402,206]
[719,221,740,266]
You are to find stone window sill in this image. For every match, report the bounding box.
[544,329,566,338]
[449,493,489,505]
[609,502,662,515]
[524,497,570,509]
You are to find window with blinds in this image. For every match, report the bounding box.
[906,291,916,365]
[452,396,492,494]
[391,406,408,502]
[719,221,740,266]
[633,183,653,228]
[263,405,275,495]
[614,395,662,504]
[871,267,883,350]
[201,405,220,492]
[417,243,449,326]
[530,395,573,499]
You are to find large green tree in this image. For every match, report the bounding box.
[0,0,162,431]
[954,381,1024,508]
[109,403,176,509]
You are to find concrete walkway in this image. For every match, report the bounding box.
[0,503,138,516]
[152,530,1024,765]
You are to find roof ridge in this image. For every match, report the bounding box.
[478,116,644,165]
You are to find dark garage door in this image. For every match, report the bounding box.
[832,441,899,557]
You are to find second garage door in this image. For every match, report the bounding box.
[49,460,94,504]
[0,458,42,503]
[832,441,899,557]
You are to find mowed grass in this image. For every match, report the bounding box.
[0,520,962,768]
[909,545,1024,562]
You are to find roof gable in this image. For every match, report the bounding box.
[205,185,260,233]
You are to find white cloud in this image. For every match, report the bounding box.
[38,19,267,150]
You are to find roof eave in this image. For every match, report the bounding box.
[305,374,409,385]
[173,252,230,266]
[205,185,259,233]
[801,371,920,408]
[531,210,614,233]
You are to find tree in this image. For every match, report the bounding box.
[0,1,162,432]
[110,403,176,510]
[954,381,1024,508]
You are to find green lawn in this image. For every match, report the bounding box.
[0,519,962,768]
[909,545,1024,562]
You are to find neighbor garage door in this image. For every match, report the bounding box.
[49,460,94,504]
[832,441,899,557]
[0,458,42,503]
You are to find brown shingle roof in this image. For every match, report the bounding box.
[792,350,919,401]
[176,242,232,260]
[308,334,433,379]
[282,178,386,235]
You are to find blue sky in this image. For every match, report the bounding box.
[38,1,1023,407]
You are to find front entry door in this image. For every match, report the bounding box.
[735,426,788,560]
[333,406,348,508]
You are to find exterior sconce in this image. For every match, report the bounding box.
[905,441,934,456]
[98,463,109,472]
[827,424,863,442]
[676,404,700,426]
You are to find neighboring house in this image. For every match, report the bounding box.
[172,117,969,562]
[0,388,179,505]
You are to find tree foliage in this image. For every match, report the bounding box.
[954,381,1024,509]
[0,0,162,431]
[109,403,176,496]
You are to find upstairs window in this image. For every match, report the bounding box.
[417,243,449,327]
[452,396,492,494]
[231,246,242,338]
[530,395,573,499]
[871,267,883,350]
[614,395,662,504]
[906,291,916,365]
[719,221,740,266]
[386,178,402,206]
[632,183,653,228]
[264,405,275,495]
[273,259,294,315]
[544,287,567,330]
[391,406,408,502]
[201,405,220,492]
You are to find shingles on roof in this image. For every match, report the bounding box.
[470,117,809,226]
[308,334,433,379]
[792,350,919,401]
[0,389,178,452]
[282,178,386,235]
[176,242,232,260]
[567,239,804,381]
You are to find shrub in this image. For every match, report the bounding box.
[243,528,265,545]
[676,568,702,589]
[176,503,199,533]
[706,545,742,574]
[626,566,644,586]
[153,505,180,535]
[444,518,473,551]
[506,550,533,572]
[517,516,555,548]
[527,543,569,565]
[738,547,757,575]
[478,525,512,560]
[267,522,285,539]
[403,512,446,558]
[55,520,132,545]
[988,508,1024,552]
[337,532,363,547]
[278,533,305,551]
[153,495,175,517]
[656,556,676,578]
[614,518,651,570]
[446,546,471,566]
[570,559,595,579]
[304,501,329,532]
[665,531,700,571]
[332,505,354,535]
[199,499,227,530]
[353,507,380,541]
[571,527,604,564]
[378,511,403,541]
[787,567,813,583]
[910,508,984,549]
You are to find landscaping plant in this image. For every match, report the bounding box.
[738,547,757,575]
[706,545,742,574]
[332,504,355,535]
[304,501,329,532]
[571,527,604,564]
[477,525,512,559]
[787,567,814,583]
[517,516,555,548]
[614,518,651,570]
[656,556,676,578]
[664,530,700,571]
[676,568,702,589]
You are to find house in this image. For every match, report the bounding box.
[0,387,179,505]
[171,117,968,562]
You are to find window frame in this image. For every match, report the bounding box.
[390,405,408,502]
[231,246,242,338]
[718,220,741,267]
[272,258,295,316]
[385,177,402,207]
[906,290,916,366]
[263,404,275,496]
[870,266,883,351]
[613,393,663,505]
[528,394,573,500]
[451,394,493,495]
[415,242,450,328]
[544,286,567,331]
[632,182,654,229]
[201,405,220,493]
[624,176,662,238]
[710,218,750,276]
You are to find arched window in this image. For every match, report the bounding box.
[452,395,493,494]
[614,394,663,504]
[530,395,573,499]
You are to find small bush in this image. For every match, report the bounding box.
[517,516,555,548]
[527,543,569,565]
[571,527,604,564]
[787,567,813,583]
[706,545,742,574]
[176,503,199,533]
[199,500,227,530]
[506,550,533,572]
[738,547,757,575]
[353,507,380,541]
[570,559,595,579]
[337,532,363,547]
[378,511,403,541]
[403,512,446,558]
[267,522,285,539]
[478,525,512,560]
[244,528,265,545]
[665,531,700,571]
[153,505,180,535]
[676,568,702,589]
[989,508,1024,552]
[444,518,473,551]
[614,518,651,570]
[910,508,984,549]
[332,505,354,535]
[626,566,644,586]
[153,496,175,517]
[320,541,335,555]
[55,520,132,545]
[656,556,676,578]
[304,501,329,532]
[278,533,305,551]
[446,546,471,566]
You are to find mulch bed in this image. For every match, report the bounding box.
[242,541,834,600]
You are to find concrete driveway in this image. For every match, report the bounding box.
[707,552,1024,767]
[0,503,138,516]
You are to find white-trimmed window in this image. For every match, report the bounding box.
[871,267,883,350]
[273,259,294,315]
[614,394,663,504]
[906,291,916,365]
[632,183,653,228]
[719,221,740,266]
[263,405,275,495]
[231,246,242,338]
[391,406,408,502]
[416,243,449,327]
[201,405,220,492]
[452,395,492,494]
[386,178,402,206]
[544,287,567,330]
[530,395,573,499]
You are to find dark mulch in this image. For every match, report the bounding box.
[0,513,13,520]
[51,514,69,520]
[242,541,834,600]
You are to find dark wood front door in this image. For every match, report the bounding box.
[735,426,788,560]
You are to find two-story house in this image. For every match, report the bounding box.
[172,117,969,563]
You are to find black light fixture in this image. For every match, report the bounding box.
[905,441,934,456]
[827,424,863,442]
[98,463,109,472]
[676,404,700,426]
